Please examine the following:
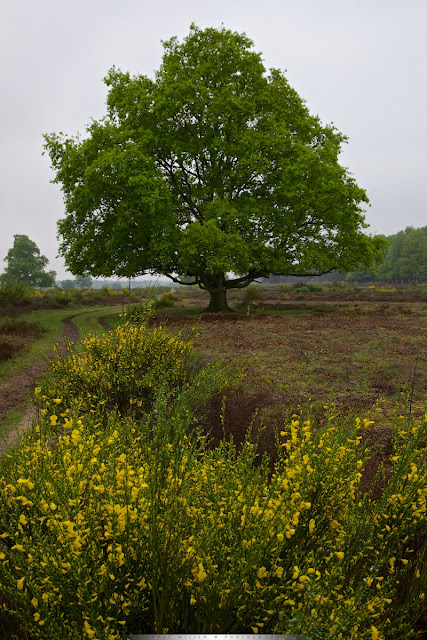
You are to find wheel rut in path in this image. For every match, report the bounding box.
[0,316,80,454]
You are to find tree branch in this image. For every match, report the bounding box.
[224,270,266,289]
[287,267,337,277]
[163,273,208,291]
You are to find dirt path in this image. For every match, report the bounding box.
[97,315,112,332]
[0,316,80,454]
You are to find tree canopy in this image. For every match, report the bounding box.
[1,234,56,288]
[44,24,385,311]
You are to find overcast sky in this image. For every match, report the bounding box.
[1,0,426,280]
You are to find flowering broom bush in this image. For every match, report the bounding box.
[34,317,236,420]
[0,319,427,639]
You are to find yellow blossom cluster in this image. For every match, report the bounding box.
[34,320,193,420]
[34,319,235,426]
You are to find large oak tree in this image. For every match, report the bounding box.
[44,24,385,311]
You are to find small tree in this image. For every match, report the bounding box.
[44,24,385,312]
[1,234,56,288]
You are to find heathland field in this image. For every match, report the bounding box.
[0,283,426,639]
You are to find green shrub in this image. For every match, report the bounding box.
[293,284,323,294]
[329,281,356,292]
[152,291,177,309]
[52,291,73,306]
[277,282,323,294]
[241,285,263,306]
[122,301,151,324]
[89,287,117,302]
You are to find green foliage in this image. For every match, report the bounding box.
[1,235,56,288]
[44,24,385,312]
[347,226,427,283]
[294,283,323,293]
[277,282,323,294]
[277,283,292,293]
[123,301,151,324]
[60,275,93,290]
[380,231,405,281]
[241,285,264,305]
[152,290,177,309]
[346,266,378,283]
[329,281,358,292]
[396,228,427,281]
[52,291,73,306]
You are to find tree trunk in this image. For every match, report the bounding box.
[205,287,231,312]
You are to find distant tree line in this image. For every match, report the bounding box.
[347,226,427,283]
[262,226,427,285]
[60,275,93,289]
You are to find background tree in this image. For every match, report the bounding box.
[347,226,427,283]
[60,279,76,290]
[396,228,427,281]
[376,229,407,281]
[74,274,93,289]
[346,265,379,283]
[1,234,56,287]
[60,274,93,289]
[44,24,385,312]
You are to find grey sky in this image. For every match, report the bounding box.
[1,0,426,279]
